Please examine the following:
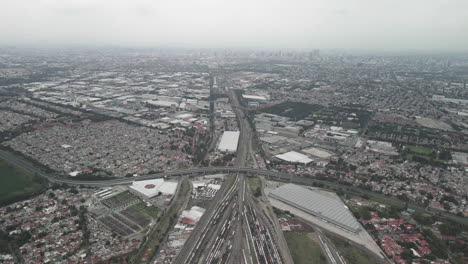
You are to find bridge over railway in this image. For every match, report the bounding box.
[43,167,468,225]
[1,149,467,225]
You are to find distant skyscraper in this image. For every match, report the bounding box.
[313,49,320,57]
[308,49,320,60]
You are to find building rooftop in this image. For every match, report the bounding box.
[275,151,313,164]
[130,179,178,198]
[242,94,267,101]
[269,184,361,233]
[217,131,240,152]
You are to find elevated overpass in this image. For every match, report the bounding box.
[0,149,466,225]
[47,166,468,225]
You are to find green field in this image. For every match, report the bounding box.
[261,102,371,128]
[247,176,261,193]
[112,191,139,203]
[405,145,434,155]
[402,145,450,164]
[127,201,160,219]
[284,232,326,264]
[325,233,380,264]
[261,101,324,120]
[0,159,44,205]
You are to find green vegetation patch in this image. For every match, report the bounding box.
[401,145,451,164]
[113,191,139,203]
[127,202,160,219]
[347,203,372,221]
[261,101,324,120]
[247,176,262,197]
[260,101,371,128]
[0,159,45,205]
[284,232,326,264]
[325,233,380,264]
[405,145,434,155]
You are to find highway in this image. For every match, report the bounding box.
[1,147,467,226]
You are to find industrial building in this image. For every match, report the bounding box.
[242,94,267,101]
[242,94,268,107]
[129,179,178,199]
[269,184,361,233]
[275,151,313,164]
[217,131,240,153]
[180,206,206,225]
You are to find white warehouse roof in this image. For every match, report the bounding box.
[180,206,206,225]
[269,184,361,233]
[275,151,313,164]
[242,94,267,101]
[217,131,240,153]
[130,179,178,198]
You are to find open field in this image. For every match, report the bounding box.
[0,159,44,205]
[261,102,324,119]
[416,117,453,131]
[325,232,380,264]
[101,191,139,209]
[261,102,371,128]
[247,176,262,195]
[284,231,325,264]
[402,145,450,164]
[405,145,434,155]
[127,202,161,219]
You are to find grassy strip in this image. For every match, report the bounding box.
[325,232,380,264]
[130,177,190,263]
[247,176,262,197]
[284,232,325,264]
[0,159,45,206]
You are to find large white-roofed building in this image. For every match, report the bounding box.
[275,151,313,164]
[129,179,178,199]
[269,184,361,233]
[301,147,334,159]
[242,94,267,101]
[145,100,178,108]
[217,131,240,153]
[180,206,206,225]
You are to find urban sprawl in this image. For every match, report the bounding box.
[1,47,468,264]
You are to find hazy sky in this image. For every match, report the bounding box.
[1,0,467,50]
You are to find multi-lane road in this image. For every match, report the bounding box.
[1,148,466,227]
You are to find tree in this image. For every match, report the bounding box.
[254,187,262,197]
[439,223,462,236]
[413,213,435,226]
[401,248,413,261]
